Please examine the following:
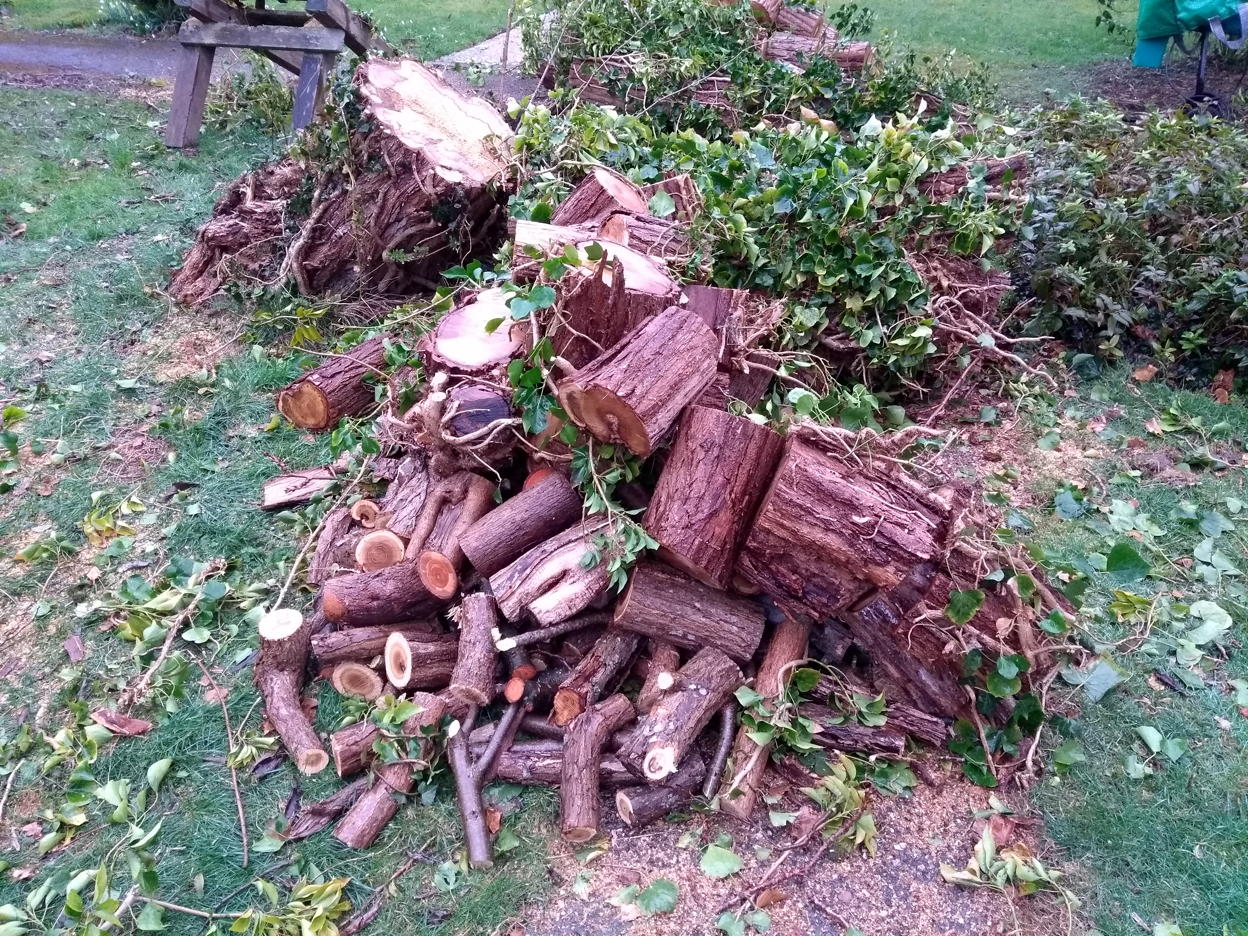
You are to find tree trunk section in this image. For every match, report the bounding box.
[557,305,719,456]
[254,610,329,775]
[488,518,612,625]
[421,287,523,376]
[277,337,389,432]
[643,406,785,587]
[560,693,636,841]
[616,754,706,827]
[552,630,641,726]
[459,472,583,577]
[354,530,407,572]
[450,593,500,705]
[551,167,648,226]
[612,560,764,663]
[720,616,809,819]
[597,212,692,266]
[617,647,742,781]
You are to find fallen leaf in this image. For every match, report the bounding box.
[1211,369,1234,404]
[1132,363,1158,383]
[10,865,38,881]
[1143,418,1164,436]
[63,635,86,663]
[20,822,43,838]
[201,684,230,705]
[91,709,153,736]
[485,807,502,835]
[988,813,1017,846]
[755,888,788,908]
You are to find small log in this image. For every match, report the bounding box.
[737,439,949,621]
[643,407,785,588]
[330,662,384,701]
[551,167,648,226]
[798,704,908,755]
[422,287,523,376]
[597,212,692,266]
[384,632,414,689]
[552,631,642,727]
[636,639,681,714]
[617,648,742,781]
[254,609,329,775]
[510,218,596,283]
[760,31,873,73]
[286,777,370,841]
[494,611,607,653]
[809,673,950,746]
[310,625,452,668]
[354,530,406,572]
[489,518,612,625]
[321,559,449,627]
[333,692,446,849]
[561,693,636,841]
[774,3,828,36]
[308,506,359,585]
[640,173,702,223]
[469,714,564,746]
[450,593,499,706]
[616,754,706,827]
[557,305,719,457]
[472,739,633,787]
[448,721,492,869]
[330,719,381,778]
[459,472,584,577]
[612,561,764,663]
[720,615,809,820]
[261,466,338,510]
[277,336,389,432]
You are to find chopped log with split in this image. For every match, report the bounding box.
[612,561,765,663]
[277,336,389,432]
[557,304,719,456]
[489,518,612,625]
[449,594,500,705]
[617,647,742,780]
[551,167,649,226]
[459,472,583,577]
[254,609,329,775]
[552,631,642,726]
[643,406,785,587]
[616,754,707,827]
[561,693,636,841]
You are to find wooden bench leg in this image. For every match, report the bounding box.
[165,44,216,148]
[292,52,336,132]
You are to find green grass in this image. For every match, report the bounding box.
[0,86,549,935]
[1,0,99,30]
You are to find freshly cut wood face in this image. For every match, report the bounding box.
[279,382,330,429]
[430,288,522,370]
[357,58,514,186]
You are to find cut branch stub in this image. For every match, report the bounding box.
[560,693,636,842]
[643,406,785,588]
[557,305,719,457]
[551,167,649,227]
[488,518,612,625]
[612,560,764,663]
[254,609,329,775]
[459,472,584,578]
[277,336,389,432]
[422,287,523,376]
[617,647,742,781]
[552,630,641,727]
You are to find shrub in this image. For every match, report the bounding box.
[98,0,183,34]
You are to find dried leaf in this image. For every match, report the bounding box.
[91,709,153,737]
[1132,364,1158,383]
[63,635,86,663]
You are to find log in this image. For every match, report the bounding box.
[472,739,633,787]
[639,174,702,223]
[509,218,597,283]
[612,561,764,663]
[489,518,612,625]
[277,337,389,432]
[643,407,785,588]
[736,439,950,621]
[379,455,428,538]
[551,242,682,369]
[261,466,338,510]
[448,723,492,869]
[330,719,381,778]
[254,609,329,775]
[310,626,452,668]
[774,3,827,36]
[597,212,693,266]
[719,616,808,820]
[419,473,495,572]
[333,692,446,848]
[557,305,719,457]
[552,631,642,727]
[354,530,406,572]
[321,559,450,627]
[308,506,358,585]
[617,648,742,781]
[616,754,706,827]
[561,693,636,842]
[444,385,513,443]
[760,32,874,72]
[285,778,370,841]
[808,673,950,746]
[459,472,584,577]
[798,704,908,756]
[636,639,681,714]
[422,287,523,376]
[551,167,648,226]
[330,662,384,701]
[450,594,499,706]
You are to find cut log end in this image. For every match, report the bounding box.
[523,467,561,491]
[643,747,678,781]
[384,632,413,689]
[355,530,406,572]
[331,662,384,701]
[297,749,331,775]
[562,825,597,844]
[562,385,651,456]
[614,789,637,825]
[258,607,304,641]
[552,688,584,727]
[654,671,675,692]
[277,383,331,431]
[418,551,460,598]
[350,499,382,527]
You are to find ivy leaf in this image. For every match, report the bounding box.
[700,844,743,878]
[716,912,746,936]
[647,191,677,218]
[1037,430,1060,450]
[1054,489,1086,519]
[944,589,984,625]
[985,670,1021,698]
[135,903,166,931]
[1052,739,1086,768]
[1104,542,1150,583]
[1199,510,1234,537]
[636,879,678,914]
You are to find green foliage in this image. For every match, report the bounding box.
[1019,100,1248,375]
[941,825,1079,907]
[206,58,296,137]
[96,0,183,34]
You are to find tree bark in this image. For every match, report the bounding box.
[636,639,681,714]
[277,337,389,432]
[333,692,446,849]
[736,438,950,620]
[720,616,809,819]
[561,693,636,841]
[597,212,692,266]
[459,472,583,577]
[551,167,648,226]
[310,625,452,667]
[488,518,612,625]
[321,559,450,627]
[552,631,642,727]
[643,407,785,588]
[617,647,742,781]
[308,506,359,585]
[774,3,827,36]
[422,287,523,376]
[616,754,706,827]
[254,610,329,775]
[797,704,908,756]
[449,593,499,705]
[612,561,765,663]
[330,719,381,778]
[471,739,633,787]
[261,466,339,511]
[557,304,719,457]
[379,454,429,539]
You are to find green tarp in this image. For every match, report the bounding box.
[1134,0,1246,66]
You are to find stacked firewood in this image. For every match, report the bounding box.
[250,164,1060,861]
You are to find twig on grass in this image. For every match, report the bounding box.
[190,657,250,869]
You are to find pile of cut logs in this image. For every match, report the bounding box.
[175,56,1053,863]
